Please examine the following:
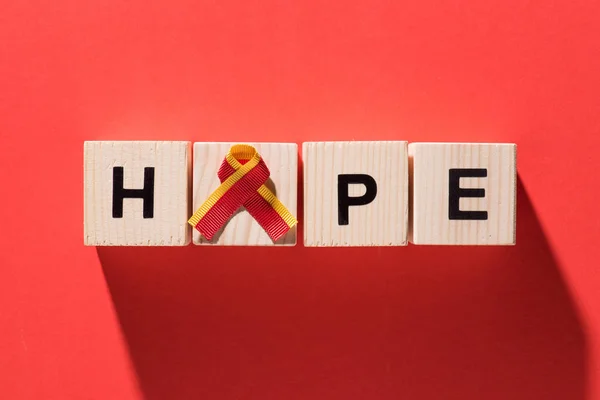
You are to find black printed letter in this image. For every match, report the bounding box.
[112,167,155,219]
[337,174,377,225]
[448,168,488,220]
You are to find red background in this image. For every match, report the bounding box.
[1,1,599,399]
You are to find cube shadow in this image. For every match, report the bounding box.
[97,177,586,400]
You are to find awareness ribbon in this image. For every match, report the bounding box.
[188,144,297,241]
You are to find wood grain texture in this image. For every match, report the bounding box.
[84,141,191,246]
[192,142,297,246]
[409,142,517,245]
[303,141,408,247]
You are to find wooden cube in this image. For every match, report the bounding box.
[84,141,191,246]
[192,142,297,246]
[303,141,409,246]
[409,142,517,245]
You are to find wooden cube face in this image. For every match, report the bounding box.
[409,143,517,245]
[192,143,298,246]
[84,141,191,246]
[303,141,409,246]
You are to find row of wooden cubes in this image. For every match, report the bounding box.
[84,141,516,246]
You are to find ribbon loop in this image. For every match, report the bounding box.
[189,144,297,241]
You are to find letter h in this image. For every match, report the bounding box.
[112,166,155,219]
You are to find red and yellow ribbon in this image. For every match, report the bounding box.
[188,144,297,241]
